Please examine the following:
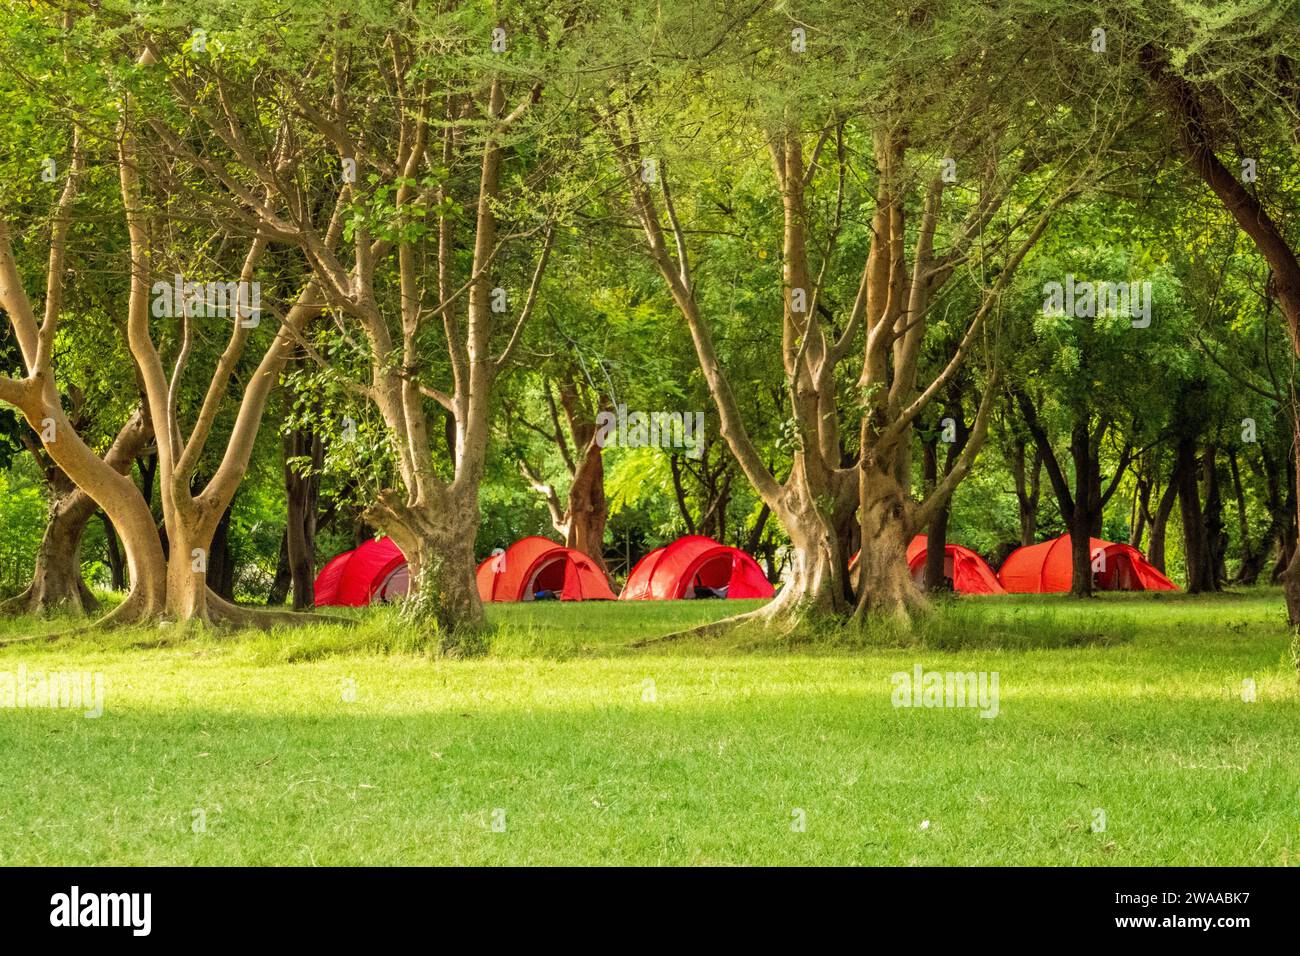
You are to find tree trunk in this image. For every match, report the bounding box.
[101,511,126,591]
[0,403,163,624]
[920,397,968,592]
[925,502,950,591]
[1285,418,1300,626]
[747,502,774,560]
[1283,545,1300,633]
[1178,437,1215,593]
[284,424,323,609]
[1203,445,1227,586]
[746,469,855,628]
[1068,422,1095,597]
[1237,448,1282,585]
[853,462,923,619]
[1011,438,1041,547]
[1148,469,1182,573]
[1145,46,1300,618]
[371,486,485,645]
[1069,508,1094,598]
[564,438,608,574]
[267,530,292,606]
[1130,473,1152,550]
[0,486,98,616]
[164,519,215,622]
[206,504,236,602]
[1274,449,1297,586]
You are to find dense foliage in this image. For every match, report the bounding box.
[0,0,1297,640]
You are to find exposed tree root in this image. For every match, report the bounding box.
[0,587,345,646]
[0,587,162,646]
[631,585,810,647]
[633,571,937,649]
[0,582,98,619]
[0,589,33,618]
[204,590,334,630]
[93,589,163,628]
[0,630,64,648]
[631,603,774,647]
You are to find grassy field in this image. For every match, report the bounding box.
[0,591,1297,866]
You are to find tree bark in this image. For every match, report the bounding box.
[1069,505,1094,599]
[1148,471,1182,573]
[206,503,236,602]
[564,438,608,574]
[371,486,484,646]
[1010,437,1042,547]
[100,512,126,592]
[284,422,323,609]
[0,485,98,617]
[0,132,166,626]
[1237,447,1283,585]
[1203,445,1226,586]
[926,502,951,591]
[1129,470,1152,551]
[1178,437,1216,593]
[267,529,292,606]
[1018,398,1094,597]
[854,462,924,618]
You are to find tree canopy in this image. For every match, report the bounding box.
[1,0,1298,644]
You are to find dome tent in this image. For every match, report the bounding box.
[475,536,616,602]
[619,535,774,600]
[314,537,409,607]
[997,535,1178,593]
[904,535,1005,594]
[848,535,1005,594]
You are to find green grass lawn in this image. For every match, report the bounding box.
[0,591,1296,866]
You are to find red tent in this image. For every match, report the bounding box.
[997,535,1178,593]
[314,537,409,607]
[619,535,774,600]
[905,535,1005,594]
[475,536,616,602]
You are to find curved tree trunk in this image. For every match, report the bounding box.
[0,138,168,628]
[1147,472,1181,573]
[0,399,164,626]
[0,486,98,617]
[1145,45,1300,618]
[1011,438,1041,547]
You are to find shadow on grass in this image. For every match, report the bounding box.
[2,587,1289,663]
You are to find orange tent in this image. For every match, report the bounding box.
[905,535,1005,594]
[619,535,774,600]
[475,536,616,602]
[997,535,1178,593]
